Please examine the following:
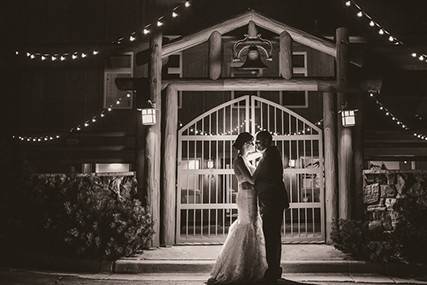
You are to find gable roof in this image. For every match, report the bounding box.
[162,10,336,58]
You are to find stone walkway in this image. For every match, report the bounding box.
[122,244,350,261]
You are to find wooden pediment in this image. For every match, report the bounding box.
[162,10,336,58]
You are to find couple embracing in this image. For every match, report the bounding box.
[207,131,290,285]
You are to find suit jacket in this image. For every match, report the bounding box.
[253,146,290,212]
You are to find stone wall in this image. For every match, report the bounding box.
[362,170,427,231]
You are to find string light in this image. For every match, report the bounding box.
[343,1,424,62]
[179,119,323,137]
[368,92,427,141]
[12,90,135,144]
[16,1,192,64]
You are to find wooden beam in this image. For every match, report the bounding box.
[279,31,293,79]
[163,78,336,92]
[208,31,222,80]
[323,91,338,244]
[161,86,178,246]
[162,11,251,57]
[162,10,337,58]
[251,12,336,57]
[336,27,353,220]
[144,31,162,248]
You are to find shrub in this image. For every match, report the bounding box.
[2,171,153,260]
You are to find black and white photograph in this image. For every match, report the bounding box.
[1,0,427,284]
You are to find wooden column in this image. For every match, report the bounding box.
[208,31,222,80]
[161,86,178,246]
[336,27,353,220]
[353,91,364,219]
[279,31,293,79]
[144,31,162,247]
[323,91,338,243]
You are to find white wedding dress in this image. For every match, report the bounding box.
[208,155,267,284]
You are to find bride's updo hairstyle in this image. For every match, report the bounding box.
[232,132,253,153]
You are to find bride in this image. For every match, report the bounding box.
[207,132,267,284]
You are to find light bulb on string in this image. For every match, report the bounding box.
[107,107,112,112]
[356,11,363,17]
[116,100,121,105]
[126,93,131,98]
[92,118,96,122]
[15,51,19,55]
[26,52,31,57]
[345,1,351,7]
[84,122,89,127]
[369,21,375,27]
[388,36,394,42]
[81,53,87,58]
[51,56,57,61]
[60,56,66,61]
[412,53,417,58]
[41,56,46,61]
[129,35,136,42]
[378,29,384,35]
[185,1,191,7]
[92,50,99,55]
[72,54,78,60]
[100,113,105,118]
[143,28,150,35]
[419,55,424,61]
[172,11,178,18]
[157,19,163,27]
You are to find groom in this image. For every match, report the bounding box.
[253,131,289,283]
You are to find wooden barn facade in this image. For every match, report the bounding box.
[9,2,426,248]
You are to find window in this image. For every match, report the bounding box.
[164,53,183,108]
[281,51,308,108]
[104,52,134,109]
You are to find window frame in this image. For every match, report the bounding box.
[166,52,183,109]
[103,52,134,110]
[280,51,309,108]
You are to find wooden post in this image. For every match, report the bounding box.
[323,91,338,243]
[144,31,162,247]
[208,31,222,80]
[161,86,178,246]
[336,27,353,220]
[353,91,364,219]
[279,31,293,79]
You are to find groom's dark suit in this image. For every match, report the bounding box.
[253,145,289,280]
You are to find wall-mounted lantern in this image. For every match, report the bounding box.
[138,100,156,125]
[340,109,358,127]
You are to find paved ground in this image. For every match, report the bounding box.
[121,244,350,261]
[1,269,427,285]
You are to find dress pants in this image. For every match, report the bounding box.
[261,207,284,279]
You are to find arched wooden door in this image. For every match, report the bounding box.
[177,96,324,244]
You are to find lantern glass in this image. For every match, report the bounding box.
[341,110,356,127]
[141,108,156,125]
